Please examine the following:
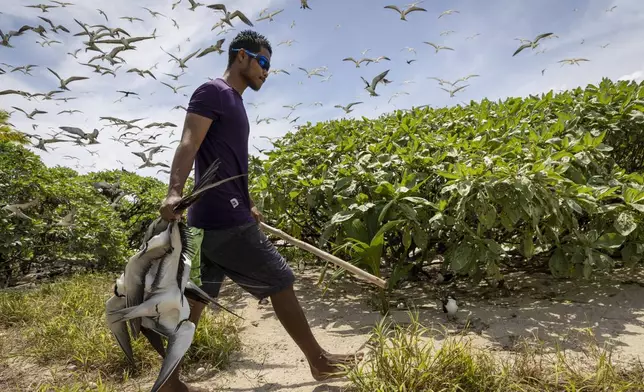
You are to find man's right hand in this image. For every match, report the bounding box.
[159,194,183,221]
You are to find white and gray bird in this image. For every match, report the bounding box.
[105,160,248,392]
[442,295,458,321]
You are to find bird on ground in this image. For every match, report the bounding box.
[442,294,458,321]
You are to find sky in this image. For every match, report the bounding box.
[1,0,643,181]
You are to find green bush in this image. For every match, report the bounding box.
[250,78,644,291]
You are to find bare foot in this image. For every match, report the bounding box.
[309,350,364,381]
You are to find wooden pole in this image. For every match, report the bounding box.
[259,222,387,289]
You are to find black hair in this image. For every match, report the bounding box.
[227,30,272,69]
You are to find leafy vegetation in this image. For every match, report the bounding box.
[0,273,241,391]
[250,78,644,300]
[345,312,644,392]
[0,109,195,286]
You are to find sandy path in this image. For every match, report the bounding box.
[182,260,644,392]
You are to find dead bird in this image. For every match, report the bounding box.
[105,159,246,392]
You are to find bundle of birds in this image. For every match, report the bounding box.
[105,159,247,392]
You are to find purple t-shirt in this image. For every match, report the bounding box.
[186,78,255,230]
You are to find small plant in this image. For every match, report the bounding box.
[345,312,644,391]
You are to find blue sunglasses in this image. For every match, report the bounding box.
[232,48,270,71]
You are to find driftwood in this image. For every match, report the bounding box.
[259,222,387,289]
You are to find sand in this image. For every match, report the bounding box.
[179,259,644,392]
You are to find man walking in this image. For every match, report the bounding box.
[159,30,362,392]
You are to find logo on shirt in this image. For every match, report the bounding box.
[230,198,239,208]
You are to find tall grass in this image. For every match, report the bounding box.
[346,312,644,392]
[0,273,241,390]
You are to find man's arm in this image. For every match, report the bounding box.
[167,113,213,197]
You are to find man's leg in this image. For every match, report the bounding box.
[270,285,363,381]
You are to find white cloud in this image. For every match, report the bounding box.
[0,0,643,181]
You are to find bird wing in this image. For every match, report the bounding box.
[512,43,531,56]
[47,67,62,81]
[230,10,254,26]
[59,126,86,138]
[383,5,402,14]
[207,3,227,13]
[405,6,427,15]
[181,48,201,63]
[371,69,390,88]
[149,320,195,392]
[534,32,554,43]
[105,294,135,365]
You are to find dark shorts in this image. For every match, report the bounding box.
[197,221,295,300]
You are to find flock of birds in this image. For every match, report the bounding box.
[0,0,618,176]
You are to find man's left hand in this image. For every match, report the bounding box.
[251,206,264,223]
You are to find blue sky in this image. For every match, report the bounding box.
[1,0,643,179]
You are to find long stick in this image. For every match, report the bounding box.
[259,222,387,289]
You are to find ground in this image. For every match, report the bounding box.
[2,253,644,391]
[181,258,644,392]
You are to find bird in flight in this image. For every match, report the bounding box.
[207,4,254,27]
[197,39,226,58]
[334,102,363,113]
[438,9,460,18]
[361,69,390,97]
[383,4,427,20]
[162,47,201,69]
[512,32,553,56]
[424,41,454,53]
[47,68,89,90]
[558,58,590,66]
[256,9,284,22]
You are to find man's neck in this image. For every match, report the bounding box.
[222,70,247,96]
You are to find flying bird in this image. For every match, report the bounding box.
[558,58,590,66]
[334,102,363,113]
[47,68,89,90]
[11,106,47,120]
[361,69,390,96]
[512,32,553,56]
[196,38,226,58]
[162,47,201,69]
[256,8,284,22]
[207,4,254,27]
[383,4,427,20]
[424,41,454,53]
[438,9,460,18]
[441,84,469,97]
